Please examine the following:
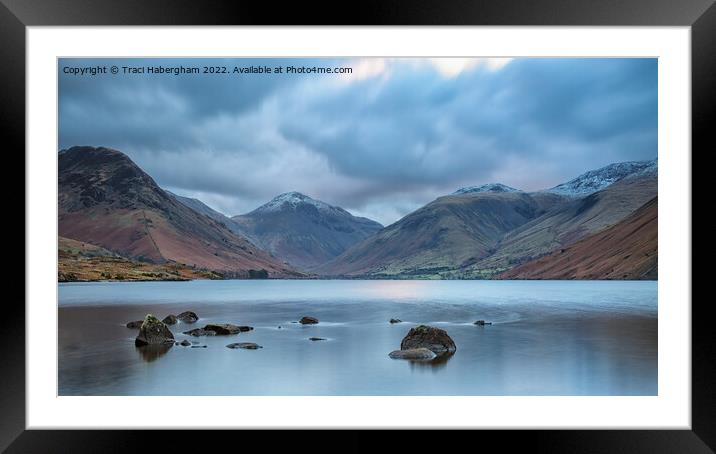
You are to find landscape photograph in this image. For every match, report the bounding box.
[58,57,657,395]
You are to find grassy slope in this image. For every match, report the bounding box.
[58,236,224,282]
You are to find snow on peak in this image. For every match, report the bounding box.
[253,191,338,213]
[546,158,657,197]
[453,183,521,195]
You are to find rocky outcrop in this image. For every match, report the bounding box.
[162,315,177,325]
[226,342,262,349]
[473,320,492,326]
[135,314,175,346]
[399,325,456,355]
[389,348,437,360]
[299,316,319,325]
[177,311,199,323]
[389,318,402,324]
[126,320,143,329]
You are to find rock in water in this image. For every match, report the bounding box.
[183,328,216,337]
[135,314,175,346]
[308,337,326,341]
[299,316,319,325]
[203,324,252,335]
[473,320,492,326]
[389,348,437,360]
[389,318,402,324]
[400,325,456,355]
[162,314,178,325]
[177,311,199,323]
[180,339,191,346]
[226,342,262,349]
[183,324,252,336]
[126,320,144,329]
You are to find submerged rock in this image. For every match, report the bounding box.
[308,337,326,341]
[191,345,207,348]
[389,348,436,360]
[473,320,492,326]
[179,339,191,346]
[162,314,178,325]
[299,316,319,325]
[135,314,175,346]
[400,325,456,355]
[177,311,199,323]
[126,320,144,329]
[389,318,402,324]
[204,323,252,335]
[226,342,262,349]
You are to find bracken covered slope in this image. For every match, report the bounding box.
[58,146,300,277]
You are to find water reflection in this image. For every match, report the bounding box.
[136,343,173,362]
[407,352,454,371]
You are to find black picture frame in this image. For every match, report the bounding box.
[7,0,710,451]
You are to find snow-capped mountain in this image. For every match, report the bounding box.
[546,158,657,197]
[232,192,383,270]
[251,191,343,215]
[453,183,521,195]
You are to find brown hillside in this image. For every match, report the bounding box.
[500,197,657,280]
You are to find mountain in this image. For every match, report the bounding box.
[321,159,657,279]
[546,158,657,197]
[165,190,259,244]
[58,146,299,277]
[453,183,520,195]
[500,197,657,280]
[231,192,383,270]
[461,172,657,276]
[316,190,548,278]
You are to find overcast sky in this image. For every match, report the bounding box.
[59,57,657,226]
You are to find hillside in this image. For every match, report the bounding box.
[58,236,224,281]
[317,190,547,278]
[501,197,657,280]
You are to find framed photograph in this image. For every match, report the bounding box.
[9,0,710,451]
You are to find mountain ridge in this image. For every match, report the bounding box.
[546,158,657,197]
[319,159,657,279]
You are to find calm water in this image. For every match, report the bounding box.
[58,280,657,395]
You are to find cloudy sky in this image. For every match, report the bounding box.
[59,57,657,226]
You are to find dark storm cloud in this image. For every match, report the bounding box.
[58,57,657,225]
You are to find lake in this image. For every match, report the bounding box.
[58,279,657,395]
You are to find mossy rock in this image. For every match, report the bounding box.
[135,314,175,346]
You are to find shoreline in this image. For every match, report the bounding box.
[58,276,660,283]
